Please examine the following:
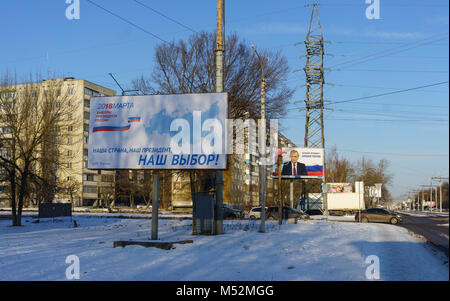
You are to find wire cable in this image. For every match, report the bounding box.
[86,0,171,45]
[131,0,198,33]
[329,81,449,105]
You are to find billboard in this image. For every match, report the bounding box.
[272,147,324,179]
[328,183,353,193]
[88,93,227,169]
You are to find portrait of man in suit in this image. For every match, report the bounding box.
[281,150,307,176]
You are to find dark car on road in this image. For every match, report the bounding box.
[223,204,244,219]
[266,206,309,220]
[355,208,402,224]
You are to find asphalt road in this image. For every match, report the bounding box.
[397,211,449,256]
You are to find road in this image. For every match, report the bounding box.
[397,211,449,256]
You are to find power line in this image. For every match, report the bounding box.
[131,0,198,33]
[329,32,449,69]
[329,81,449,105]
[325,148,449,158]
[325,117,448,123]
[332,68,448,74]
[86,0,171,44]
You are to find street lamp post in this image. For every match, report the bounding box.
[252,45,269,233]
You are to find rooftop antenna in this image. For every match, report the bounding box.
[108,73,140,96]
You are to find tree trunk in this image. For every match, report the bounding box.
[16,172,28,227]
[10,170,18,226]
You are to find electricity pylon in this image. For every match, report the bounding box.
[295,3,327,214]
[303,3,325,150]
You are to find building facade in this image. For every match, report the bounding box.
[0,77,116,207]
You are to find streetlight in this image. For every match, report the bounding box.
[252,45,269,233]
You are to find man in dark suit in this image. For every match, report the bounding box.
[281,150,307,176]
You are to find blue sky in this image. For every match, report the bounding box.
[1,0,448,200]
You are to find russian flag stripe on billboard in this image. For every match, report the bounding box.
[306,165,323,177]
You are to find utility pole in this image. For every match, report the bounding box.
[430,180,433,211]
[421,185,424,212]
[252,45,268,233]
[296,3,327,214]
[277,146,283,225]
[215,0,224,235]
[432,176,448,213]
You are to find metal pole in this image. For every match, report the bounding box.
[440,177,442,213]
[252,45,268,233]
[430,180,433,211]
[277,147,283,225]
[151,170,160,240]
[358,183,361,222]
[290,180,294,209]
[421,185,424,212]
[323,183,329,216]
[435,186,438,211]
[215,0,224,235]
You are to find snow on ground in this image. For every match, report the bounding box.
[398,211,449,218]
[0,216,447,281]
[309,215,356,222]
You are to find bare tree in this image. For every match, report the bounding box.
[354,157,393,207]
[132,31,294,204]
[0,73,79,226]
[133,31,293,120]
[326,145,355,183]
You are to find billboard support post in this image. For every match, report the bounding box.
[277,147,283,226]
[290,180,294,209]
[322,183,329,216]
[151,170,160,240]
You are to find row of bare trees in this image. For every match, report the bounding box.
[326,146,393,207]
[0,73,80,226]
[411,182,449,209]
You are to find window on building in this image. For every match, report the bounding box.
[84,174,96,182]
[84,87,103,97]
[68,88,74,95]
[83,186,97,194]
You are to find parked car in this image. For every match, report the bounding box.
[266,206,309,220]
[223,204,244,219]
[247,207,268,220]
[355,208,402,224]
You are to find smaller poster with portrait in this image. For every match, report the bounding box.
[271,148,324,179]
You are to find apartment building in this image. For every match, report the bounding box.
[0,77,116,207]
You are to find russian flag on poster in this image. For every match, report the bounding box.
[306,165,323,176]
[93,117,140,133]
